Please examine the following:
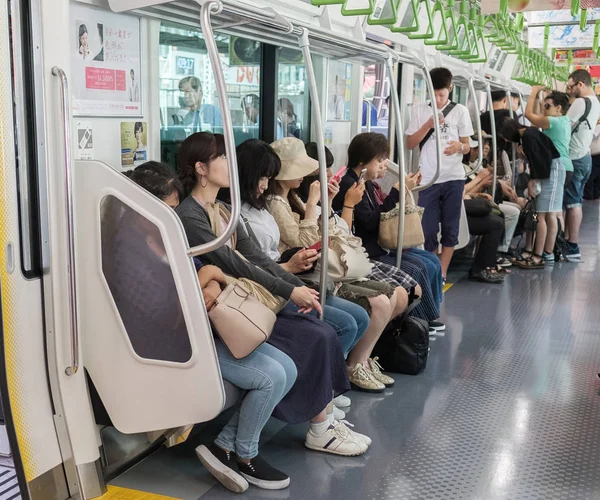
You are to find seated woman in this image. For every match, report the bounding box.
[121,162,296,493]
[334,132,444,331]
[174,133,370,460]
[524,87,571,265]
[258,138,408,393]
[496,106,565,269]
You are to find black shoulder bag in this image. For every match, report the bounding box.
[572,97,592,135]
[419,102,457,151]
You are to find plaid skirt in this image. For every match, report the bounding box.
[368,260,418,291]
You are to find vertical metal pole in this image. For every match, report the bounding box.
[506,88,517,184]
[412,57,443,192]
[364,99,373,132]
[299,28,327,319]
[468,77,483,171]
[51,67,79,377]
[486,82,498,200]
[385,55,406,268]
[189,0,242,257]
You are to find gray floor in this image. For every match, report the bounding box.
[113,201,600,500]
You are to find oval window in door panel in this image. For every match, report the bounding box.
[100,195,193,363]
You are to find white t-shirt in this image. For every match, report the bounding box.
[566,96,600,160]
[406,102,474,185]
[240,203,282,262]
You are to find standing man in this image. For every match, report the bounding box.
[564,69,600,261]
[406,67,474,282]
[178,76,223,132]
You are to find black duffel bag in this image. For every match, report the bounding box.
[372,315,430,375]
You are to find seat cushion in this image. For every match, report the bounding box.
[222,380,244,411]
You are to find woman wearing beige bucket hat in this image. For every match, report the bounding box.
[266,137,410,394]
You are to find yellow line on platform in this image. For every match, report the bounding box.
[98,486,181,500]
[443,283,454,293]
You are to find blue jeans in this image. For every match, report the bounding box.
[214,340,297,459]
[565,154,593,209]
[405,248,443,307]
[283,297,369,358]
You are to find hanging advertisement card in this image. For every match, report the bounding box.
[72,4,142,116]
[327,61,353,122]
[121,122,147,167]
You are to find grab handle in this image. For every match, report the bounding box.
[52,66,79,376]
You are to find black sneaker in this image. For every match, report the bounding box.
[429,320,446,332]
[237,455,290,490]
[196,443,249,493]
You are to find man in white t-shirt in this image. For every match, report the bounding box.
[406,67,474,280]
[564,69,600,261]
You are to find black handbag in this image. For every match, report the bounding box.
[516,200,537,235]
[372,315,430,375]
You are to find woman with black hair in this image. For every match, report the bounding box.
[496,107,565,270]
[174,133,370,463]
[119,162,298,493]
[334,133,445,331]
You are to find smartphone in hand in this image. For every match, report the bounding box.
[358,168,367,183]
[331,166,347,183]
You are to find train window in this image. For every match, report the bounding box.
[100,195,193,364]
[362,63,390,137]
[159,23,262,168]
[276,48,310,142]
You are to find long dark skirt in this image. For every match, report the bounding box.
[268,305,350,424]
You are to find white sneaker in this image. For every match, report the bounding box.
[333,394,351,408]
[333,405,346,421]
[338,420,372,447]
[305,423,367,456]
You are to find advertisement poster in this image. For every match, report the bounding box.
[76,121,94,160]
[72,4,142,116]
[555,49,599,65]
[121,122,147,167]
[327,61,352,121]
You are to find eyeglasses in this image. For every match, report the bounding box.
[566,82,579,91]
[544,103,552,110]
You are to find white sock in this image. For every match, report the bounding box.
[310,420,330,436]
[327,412,335,425]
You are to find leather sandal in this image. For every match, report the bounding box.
[511,250,533,264]
[516,254,545,269]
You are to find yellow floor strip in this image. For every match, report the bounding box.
[98,486,181,500]
[443,283,454,293]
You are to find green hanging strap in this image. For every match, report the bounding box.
[448,1,473,56]
[580,8,588,31]
[311,0,343,6]
[423,0,449,44]
[543,22,550,54]
[571,0,580,18]
[390,0,420,33]
[368,0,401,26]
[406,0,435,39]
[594,20,600,56]
[341,0,374,16]
[436,0,460,51]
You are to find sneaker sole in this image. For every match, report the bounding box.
[566,255,582,262]
[239,472,290,490]
[373,378,395,388]
[350,382,385,393]
[196,445,249,493]
[429,325,446,331]
[305,441,367,457]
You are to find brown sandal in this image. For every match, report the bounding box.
[516,254,545,270]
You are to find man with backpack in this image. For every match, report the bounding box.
[406,67,474,281]
[564,69,600,261]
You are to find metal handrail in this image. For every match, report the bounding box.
[385,55,407,267]
[298,28,328,319]
[188,0,241,257]
[412,55,443,193]
[506,88,517,185]
[468,77,483,172]
[363,99,378,132]
[485,82,498,200]
[52,66,79,377]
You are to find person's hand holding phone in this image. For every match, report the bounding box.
[328,178,340,199]
[344,182,365,208]
[286,249,319,274]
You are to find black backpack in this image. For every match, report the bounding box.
[372,316,430,375]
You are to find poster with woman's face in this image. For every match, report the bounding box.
[72,3,142,116]
[121,122,147,167]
